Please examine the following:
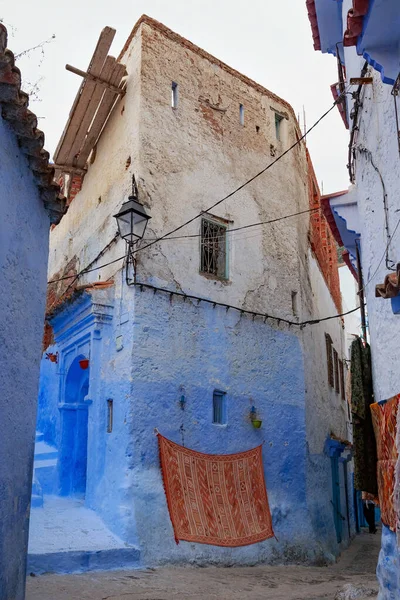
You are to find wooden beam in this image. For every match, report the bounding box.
[54,26,116,165]
[53,164,87,175]
[65,64,125,96]
[76,62,127,169]
[65,56,115,166]
[349,77,373,85]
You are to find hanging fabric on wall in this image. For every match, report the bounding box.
[158,434,274,547]
[350,337,378,495]
[371,396,399,532]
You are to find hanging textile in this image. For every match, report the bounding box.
[158,434,274,547]
[350,337,377,495]
[371,396,399,532]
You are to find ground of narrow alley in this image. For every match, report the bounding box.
[26,529,380,600]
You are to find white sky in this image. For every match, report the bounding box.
[0,0,350,194]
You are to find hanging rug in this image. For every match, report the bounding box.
[158,434,274,547]
[370,395,399,532]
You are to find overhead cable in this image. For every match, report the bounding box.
[48,89,348,288]
[131,280,362,329]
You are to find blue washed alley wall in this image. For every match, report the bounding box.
[0,117,49,599]
[377,525,400,600]
[34,279,347,567]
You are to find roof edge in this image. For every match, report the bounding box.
[0,24,66,224]
[118,14,298,122]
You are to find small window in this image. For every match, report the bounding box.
[200,217,228,279]
[171,82,178,109]
[213,390,227,425]
[325,334,334,388]
[339,359,345,400]
[239,104,245,126]
[333,348,340,393]
[291,291,298,316]
[275,113,283,141]
[107,399,113,433]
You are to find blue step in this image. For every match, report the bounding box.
[27,547,141,575]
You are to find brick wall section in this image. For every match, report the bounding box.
[67,174,83,206]
[43,256,78,350]
[307,150,342,313]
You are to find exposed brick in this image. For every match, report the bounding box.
[307,150,342,313]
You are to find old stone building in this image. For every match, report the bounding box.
[30,16,353,573]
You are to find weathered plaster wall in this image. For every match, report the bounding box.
[39,18,351,568]
[0,117,49,599]
[303,250,354,553]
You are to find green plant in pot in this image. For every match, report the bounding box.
[250,406,262,429]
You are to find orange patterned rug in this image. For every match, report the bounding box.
[371,396,399,531]
[158,434,274,547]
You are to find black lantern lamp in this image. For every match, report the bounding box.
[114,175,151,283]
[114,176,151,244]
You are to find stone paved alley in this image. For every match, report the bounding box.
[26,530,380,600]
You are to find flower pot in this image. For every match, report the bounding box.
[252,419,262,429]
[79,359,89,370]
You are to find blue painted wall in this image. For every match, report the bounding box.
[0,117,49,599]
[377,525,400,600]
[35,281,351,567]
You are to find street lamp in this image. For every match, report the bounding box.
[114,175,151,283]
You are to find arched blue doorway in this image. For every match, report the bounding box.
[59,355,90,497]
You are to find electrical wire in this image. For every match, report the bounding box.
[131,280,363,328]
[48,207,323,284]
[143,207,321,242]
[358,216,400,295]
[129,91,348,257]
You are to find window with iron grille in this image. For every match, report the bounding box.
[333,348,340,393]
[213,390,227,425]
[325,333,334,388]
[339,359,345,400]
[200,218,227,279]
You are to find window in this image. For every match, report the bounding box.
[107,399,113,433]
[239,103,245,126]
[333,348,340,393]
[171,82,178,109]
[213,390,227,425]
[200,217,228,279]
[339,359,345,400]
[275,113,283,141]
[325,334,334,388]
[291,291,298,317]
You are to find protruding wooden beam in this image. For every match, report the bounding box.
[349,77,373,85]
[65,64,126,96]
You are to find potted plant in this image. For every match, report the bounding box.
[79,358,89,370]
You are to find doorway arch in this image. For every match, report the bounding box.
[59,355,90,497]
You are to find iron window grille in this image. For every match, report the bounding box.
[213,390,227,425]
[200,218,228,279]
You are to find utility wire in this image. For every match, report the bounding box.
[143,207,321,242]
[132,280,362,328]
[48,206,323,284]
[130,91,348,257]
[358,216,400,295]
[48,86,347,287]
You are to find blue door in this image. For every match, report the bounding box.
[59,356,89,496]
[331,456,342,543]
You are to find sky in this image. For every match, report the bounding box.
[0,0,350,194]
